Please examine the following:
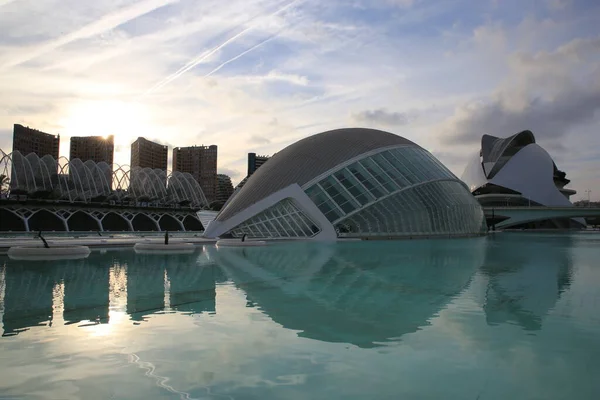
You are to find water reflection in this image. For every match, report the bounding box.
[0,235,578,343]
[475,234,574,331]
[0,248,217,336]
[213,239,487,347]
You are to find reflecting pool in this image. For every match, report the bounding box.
[1,233,600,399]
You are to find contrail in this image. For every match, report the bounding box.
[1,0,179,70]
[143,0,302,95]
[204,32,280,77]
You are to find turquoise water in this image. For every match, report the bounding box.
[1,233,600,399]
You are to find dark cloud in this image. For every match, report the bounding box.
[442,85,600,146]
[351,108,413,126]
[249,135,271,144]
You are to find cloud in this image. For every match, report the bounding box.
[218,167,243,180]
[249,135,271,144]
[1,0,599,196]
[0,0,18,8]
[1,0,180,70]
[442,35,600,146]
[245,70,309,86]
[386,0,415,6]
[351,109,414,126]
[442,88,600,145]
[144,0,303,94]
[0,128,11,152]
[546,0,571,10]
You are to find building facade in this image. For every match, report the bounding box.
[172,145,217,203]
[461,130,584,229]
[204,128,486,240]
[12,124,60,159]
[216,174,234,206]
[69,135,114,164]
[130,137,168,170]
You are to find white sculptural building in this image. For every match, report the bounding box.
[461,130,584,229]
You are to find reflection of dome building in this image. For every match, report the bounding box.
[214,239,485,347]
[205,128,486,240]
[461,131,583,229]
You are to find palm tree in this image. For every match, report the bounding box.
[0,174,9,195]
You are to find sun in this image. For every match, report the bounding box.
[58,99,150,164]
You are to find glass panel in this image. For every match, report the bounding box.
[347,163,384,198]
[359,158,398,193]
[319,176,359,214]
[333,179,486,238]
[333,169,373,205]
[372,153,411,188]
[227,198,321,238]
[382,151,419,185]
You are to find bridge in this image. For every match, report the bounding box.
[483,206,600,229]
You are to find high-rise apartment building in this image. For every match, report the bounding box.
[248,153,270,176]
[172,145,217,203]
[236,152,271,190]
[130,137,168,171]
[69,135,114,164]
[69,135,114,189]
[216,174,234,206]
[12,124,60,158]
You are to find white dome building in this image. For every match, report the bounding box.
[204,128,487,240]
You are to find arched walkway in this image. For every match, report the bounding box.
[159,215,183,231]
[132,213,158,231]
[0,209,26,231]
[68,211,101,231]
[183,215,204,231]
[102,212,131,232]
[29,210,66,231]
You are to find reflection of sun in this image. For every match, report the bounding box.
[87,311,128,338]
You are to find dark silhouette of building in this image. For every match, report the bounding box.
[69,135,114,189]
[216,174,234,206]
[2,265,54,336]
[69,135,114,164]
[12,124,60,158]
[130,137,168,171]
[62,265,110,324]
[236,153,271,190]
[172,145,217,203]
[248,153,270,176]
[126,256,165,321]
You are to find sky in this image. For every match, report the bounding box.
[0,0,599,198]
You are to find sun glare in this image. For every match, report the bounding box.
[59,100,150,163]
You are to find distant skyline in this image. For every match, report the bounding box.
[0,0,599,199]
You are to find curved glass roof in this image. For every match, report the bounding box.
[222,143,487,239]
[305,146,486,237]
[481,130,535,178]
[215,128,416,222]
[0,150,208,208]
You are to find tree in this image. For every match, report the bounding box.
[0,174,9,195]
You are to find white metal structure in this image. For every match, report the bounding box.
[0,149,208,208]
[205,128,487,240]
